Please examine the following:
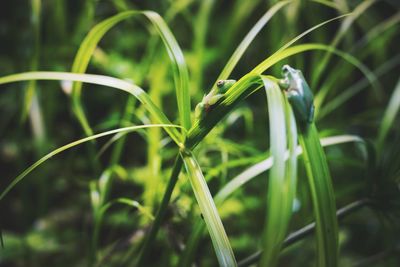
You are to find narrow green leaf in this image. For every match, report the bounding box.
[0,71,182,145]
[311,0,377,87]
[180,149,237,267]
[310,0,341,10]
[377,78,400,150]
[298,124,338,267]
[251,44,378,94]
[216,135,364,203]
[186,41,374,150]
[71,10,191,135]
[260,78,297,267]
[100,198,154,220]
[217,0,291,81]
[182,133,363,267]
[316,55,400,120]
[0,124,181,201]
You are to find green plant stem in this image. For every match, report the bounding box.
[134,154,183,267]
[299,123,339,267]
[238,198,371,267]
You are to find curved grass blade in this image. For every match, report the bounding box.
[185,73,263,149]
[249,44,381,112]
[377,78,400,150]
[316,55,400,120]
[311,0,377,87]
[0,124,181,201]
[238,199,371,267]
[186,41,374,149]
[314,13,400,112]
[180,135,364,267]
[71,10,191,135]
[268,14,351,58]
[310,0,341,10]
[100,198,154,220]
[216,135,363,203]
[298,123,338,267]
[0,71,182,145]
[351,11,400,54]
[180,149,237,267]
[251,44,378,94]
[216,0,291,81]
[260,78,297,267]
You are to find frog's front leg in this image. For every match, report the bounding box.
[195,102,206,120]
[208,94,224,106]
[194,94,222,120]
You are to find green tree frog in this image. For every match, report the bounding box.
[279,65,315,125]
[195,79,236,120]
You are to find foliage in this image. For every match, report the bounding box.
[0,1,399,266]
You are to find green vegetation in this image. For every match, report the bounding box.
[0,1,399,266]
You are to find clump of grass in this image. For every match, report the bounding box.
[1,1,399,267]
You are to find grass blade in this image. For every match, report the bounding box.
[179,134,364,267]
[316,55,400,120]
[298,123,338,267]
[186,41,375,149]
[180,149,237,267]
[217,1,291,81]
[100,198,154,221]
[0,71,182,145]
[71,10,191,135]
[0,124,181,201]
[216,135,363,203]
[310,0,377,87]
[377,78,400,150]
[251,44,379,94]
[260,78,297,267]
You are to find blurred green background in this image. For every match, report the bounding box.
[0,0,399,266]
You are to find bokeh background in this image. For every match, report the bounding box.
[1,0,400,266]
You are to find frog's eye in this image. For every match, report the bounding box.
[216,80,225,88]
[282,65,291,75]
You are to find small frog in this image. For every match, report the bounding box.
[195,79,236,120]
[279,65,315,124]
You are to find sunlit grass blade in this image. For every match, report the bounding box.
[251,44,379,95]
[216,135,364,203]
[298,123,338,267]
[0,124,181,201]
[180,149,237,267]
[186,42,374,149]
[249,44,381,116]
[185,74,263,149]
[271,13,350,55]
[260,78,297,267]
[181,134,364,267]
[71,10,191,135]
[216,0,291,81]
[0,71,182,145]
[377,78,400,150]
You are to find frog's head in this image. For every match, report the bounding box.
[216,79,236,93]
[279,65,304,90]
